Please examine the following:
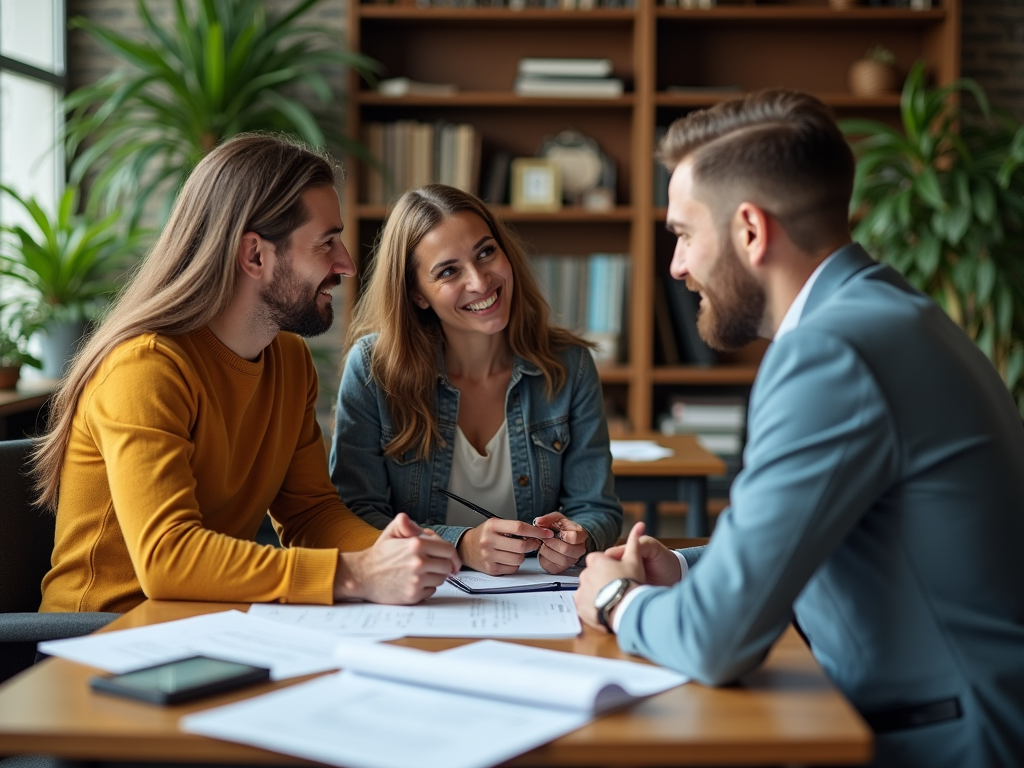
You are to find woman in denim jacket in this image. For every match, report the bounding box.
[330,184,622,575]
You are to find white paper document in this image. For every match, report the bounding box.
[610,439,675,461]
[248,590,581,639]
[182,639,688,768]
[38,610,345,680]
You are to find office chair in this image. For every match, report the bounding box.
[0,439,118,683]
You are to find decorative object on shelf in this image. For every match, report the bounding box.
[63,0,379,224]
[377,77,458,97]
[0,185,145,378]
[848,44,900,96]
[540,130,611,207]
[828,0,860,9]
[841,61,1024,414]
[510,159,563,212]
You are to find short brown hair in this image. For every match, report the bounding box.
[657,89,853,253]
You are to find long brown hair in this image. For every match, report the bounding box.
[32,134,336,511]
[657,89,853,253]
[347,184,590,460]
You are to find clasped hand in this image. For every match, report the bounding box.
[335,513,461,604]
[458,511,588,575]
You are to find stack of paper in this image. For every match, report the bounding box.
[514,57,624,99]
[182,640,688,768]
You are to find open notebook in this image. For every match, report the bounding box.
[446,558,581,594]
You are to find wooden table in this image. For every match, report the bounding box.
[0,600,872,766]
[0,379,56,440]
[613,434,727,538]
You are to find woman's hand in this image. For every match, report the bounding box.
[533,512,588,574]
[457,518,553,575]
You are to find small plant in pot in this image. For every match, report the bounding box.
[849,44,900,96]
[0,184,146,379]
[0,313,41,390]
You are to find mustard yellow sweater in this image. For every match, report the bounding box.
[41,327,380,613]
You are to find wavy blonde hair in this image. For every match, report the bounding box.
[32,134,337,511]
[347,184,591,460]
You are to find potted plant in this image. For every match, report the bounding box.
[841,61,1024,413]
[64,0,379,224]
[0,184,145,378]
[848,44,899,96]
[0,313,41,390]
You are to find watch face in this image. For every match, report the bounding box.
[595,577,627,609]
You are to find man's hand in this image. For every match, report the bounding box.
[533,512,587,574]
[574,522,649,632]
[335,513,461,604]
[457,519,553,575]
[602,521,682,586]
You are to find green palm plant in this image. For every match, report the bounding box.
[64,0,379,223]
[840,61,1024,413]
[0,184,146,327]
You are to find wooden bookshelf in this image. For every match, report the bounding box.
[341,0,960,434]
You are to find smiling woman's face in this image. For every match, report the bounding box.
[410,211,514,341]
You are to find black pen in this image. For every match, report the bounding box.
[436,489,556,541]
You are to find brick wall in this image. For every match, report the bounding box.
[962,0,1024,121]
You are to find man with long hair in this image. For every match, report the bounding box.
[575,91,1024,767]
[35,134,460,614]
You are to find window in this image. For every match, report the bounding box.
[0,0,66,226]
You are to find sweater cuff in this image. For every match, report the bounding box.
[286,547,338,605]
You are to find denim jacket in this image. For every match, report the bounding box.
[329,334,623,552]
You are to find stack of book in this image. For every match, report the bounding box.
[530,253,629,363]
[659,395,746,498]
[363,121,481,204]
[514,58,624,99]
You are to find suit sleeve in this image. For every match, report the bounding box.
[617,330,900,685]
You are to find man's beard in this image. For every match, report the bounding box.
[688,237,765,352]
[259,259,337,338]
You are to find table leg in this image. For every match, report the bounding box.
[682,477,709,537]
[642,500,659,538]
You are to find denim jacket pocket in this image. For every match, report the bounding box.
[529,420,571,498]
[381,428,422,513]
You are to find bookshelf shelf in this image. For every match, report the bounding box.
[343,0,960,436]
[651,365,760,386]
[359,92,636,107]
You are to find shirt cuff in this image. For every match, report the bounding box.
[610,551,689,634]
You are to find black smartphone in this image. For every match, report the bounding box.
[89,656,271,705]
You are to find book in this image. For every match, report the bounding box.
[663,277,717,366]
[514,76,624,99]
[377,77,458,97]
[183,640,688,768]
[518,57,613,78]
[482,150,511,204]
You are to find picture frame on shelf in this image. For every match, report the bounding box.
[510,158,563,212]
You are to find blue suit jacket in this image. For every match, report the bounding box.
[618,244,1024,767]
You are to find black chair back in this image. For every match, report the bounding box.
[0,439,52,614]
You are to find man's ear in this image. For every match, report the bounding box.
[732,202,770,268]
[237,232,269,280]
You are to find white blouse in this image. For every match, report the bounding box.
[444,419,517,527]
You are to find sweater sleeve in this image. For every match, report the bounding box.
[84,340,361,606]
[269,339,381,553]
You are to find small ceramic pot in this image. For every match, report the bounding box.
[849,59,899,95]
[0,364,21,390]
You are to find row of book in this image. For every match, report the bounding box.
[366,0,637,8]
[530,253,630,363]
[363,121,481,205]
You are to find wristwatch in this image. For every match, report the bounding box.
[594,577,636,633]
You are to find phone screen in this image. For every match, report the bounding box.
[109,657,262,694]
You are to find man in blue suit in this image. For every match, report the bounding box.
[575,89,1024,766]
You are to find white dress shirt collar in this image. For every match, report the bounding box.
[773,251,839,341]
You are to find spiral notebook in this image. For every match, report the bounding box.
[446,559,581,594]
